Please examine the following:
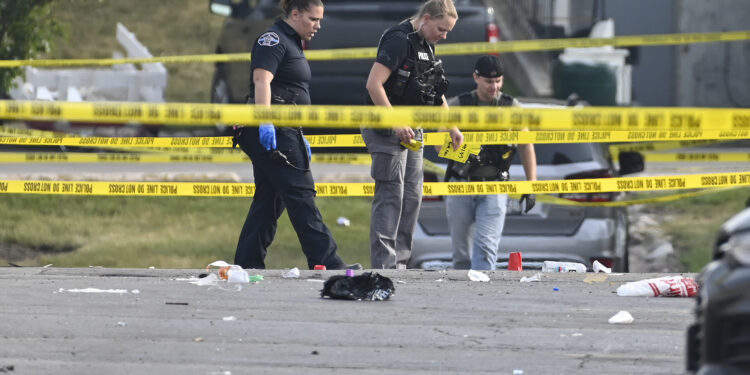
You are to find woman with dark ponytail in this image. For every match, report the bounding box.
[233,0,359,271]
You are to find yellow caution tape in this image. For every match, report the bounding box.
[3,100,750,131]
[2,171,749,197]
[0,151,371,164]
[2,129,747,149]
[2,30,748,67]
[518,187,742,207]
[643,152,750,163]
[609,140,725,154]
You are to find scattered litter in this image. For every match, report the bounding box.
[321,272,394,301]
[116,321,126,327]
[307,279,325,283]
[191,273,219,286]
[222,316,237,321]
[57,288,129,294]
[435,278,444,282]
[165,302,189,305]
[131,289,140,294]
[248,275,264,283]
[583,274,608,284]
[396,280,406,284]
[572,333,583,337]
[542,261,587,273]
[336,216,351,227]
[467,270,490,282]
[553,287,560,291]
[194,337,204,342]
[520,273,542,283]
[148,266,156,269]
[513,370,524,375]
[282,267,300,278]
[608,310,634,324]
[616,275,698,297]
[43,264,53,268]
[592,260,612,273]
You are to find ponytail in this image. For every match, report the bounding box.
[414,0,458,20]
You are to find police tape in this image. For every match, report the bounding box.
[522,187,742,207]
[2,100,750,132]
[643,152,750,163]
[1,30,748,67]
[0,151,372,164]
[2,171,749,197]
[2,130,748,150]
[609,140,726,157]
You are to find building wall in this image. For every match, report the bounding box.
[603,0,675,106]
[674,0,750,107]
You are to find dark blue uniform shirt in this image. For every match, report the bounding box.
[250,18,311,105]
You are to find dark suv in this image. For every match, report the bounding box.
[208,0,500,105]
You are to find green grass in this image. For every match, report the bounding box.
[0,195,372,269]
[630,187,750,272]
[45,0,226,103]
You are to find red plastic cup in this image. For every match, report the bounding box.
[508,252,523,271]
[313,265,327,270]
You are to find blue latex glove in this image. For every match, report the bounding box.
[303,136,311,161]
[258,123,276,150]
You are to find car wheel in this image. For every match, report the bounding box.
[211,68,230,104]
[615,208,630,272]
[210,68,231,135]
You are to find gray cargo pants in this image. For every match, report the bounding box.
[361,128,423,269]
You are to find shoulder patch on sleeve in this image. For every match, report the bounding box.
[258,32,280,47]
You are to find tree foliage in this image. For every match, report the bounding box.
[0,0,61,94]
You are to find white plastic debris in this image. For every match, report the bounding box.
[592,260,612,274]
[58,288,129,294]
[608,310,634,324]
[520,273,543,282]
[282,267,301,278]
[191,273,219,286]
[227,268,249,284]
[616,275,698,297]
[467,270,490,282]
[513,370,524,375]
[336,216,351,227]
[222,316,237,321]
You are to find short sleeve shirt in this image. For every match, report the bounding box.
[250,18,311,104]
[375,20,414,72]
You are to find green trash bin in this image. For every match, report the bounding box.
[553,61,617,106]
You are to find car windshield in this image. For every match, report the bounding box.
[511,144,594,165]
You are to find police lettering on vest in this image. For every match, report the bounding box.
[376,20,449,106]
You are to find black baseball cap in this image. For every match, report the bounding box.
[473,55,504,78]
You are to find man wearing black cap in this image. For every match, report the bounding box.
[443,54,537,270]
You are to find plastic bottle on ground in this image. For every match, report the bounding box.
[541,261,587,273]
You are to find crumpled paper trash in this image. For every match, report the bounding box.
[616,275,698,297]
[467,270,490,282]
[520,273,543,283]
[608,310,634,324]
[282,267,300,279]
[592,260,612,274]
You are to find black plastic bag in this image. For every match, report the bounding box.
[320,272,395,301]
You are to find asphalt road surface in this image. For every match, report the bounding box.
[0,267,695,374]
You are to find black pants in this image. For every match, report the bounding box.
[234,126,346,270]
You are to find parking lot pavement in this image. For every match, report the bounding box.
[0,267,694,374]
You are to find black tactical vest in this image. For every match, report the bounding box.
[446,91,518,181]
[382,23,448,106]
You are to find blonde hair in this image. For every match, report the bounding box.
[414,0,458,21]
